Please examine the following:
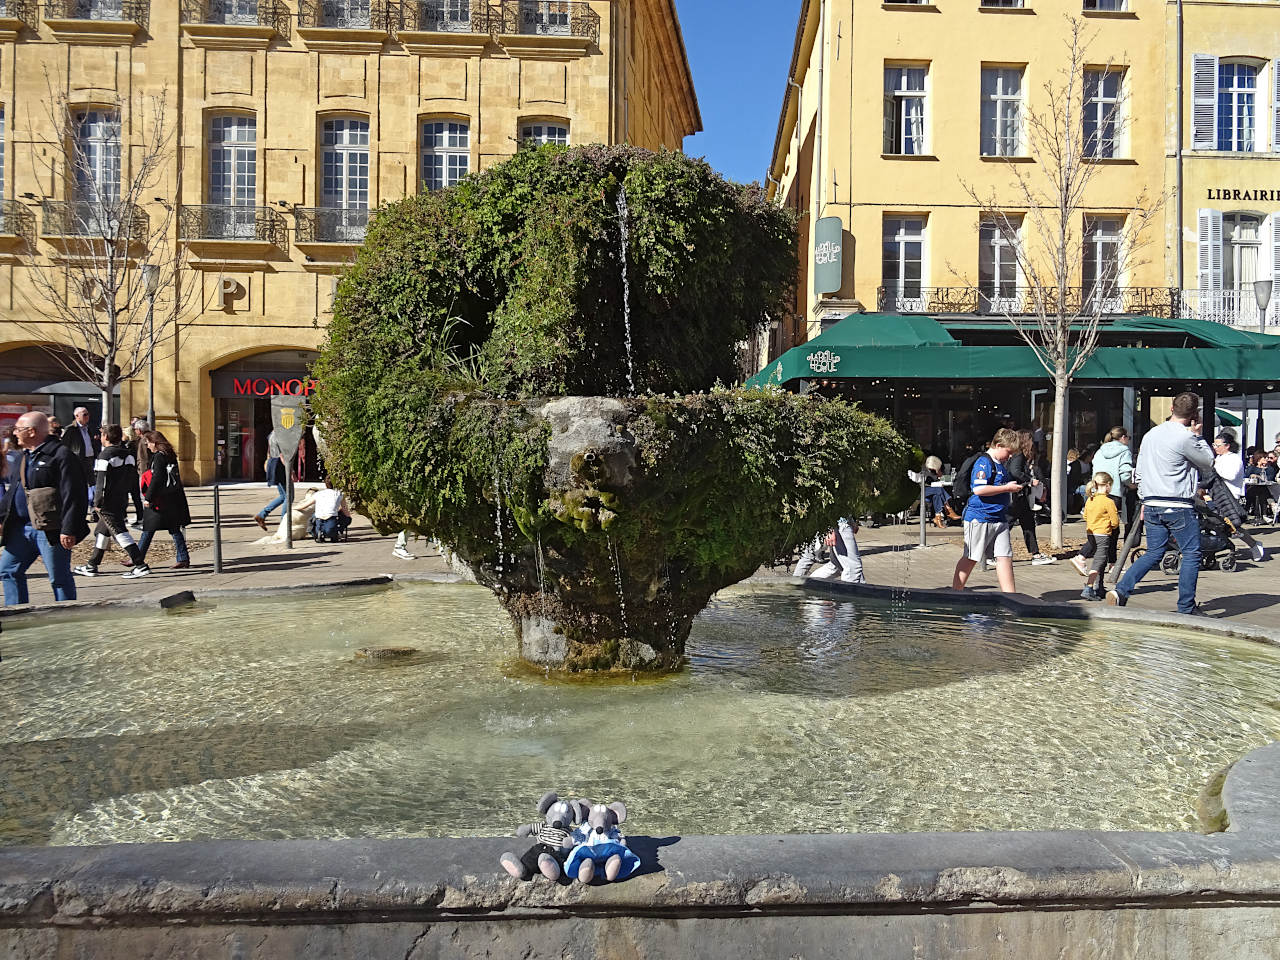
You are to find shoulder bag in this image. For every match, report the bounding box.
[19,454,62,535]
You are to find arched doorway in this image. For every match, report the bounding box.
[209,349,321,482]
[0,345,120,434]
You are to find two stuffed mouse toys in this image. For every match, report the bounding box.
[500,791,641,883]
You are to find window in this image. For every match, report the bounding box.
[883,66,927,155]
[75,0,125,20]
[209,114,257,238]
[209,0,259,24]
[980,67,1023,156]
[320,0,371,28]
[1223,213,1262,291]
[321,117,370,241]
[423,0,470,31]
[1217,62,1257,152]
[73,109,121,206]
[0,108,5,208]
[980,0,1025,10]
[520,121,569,146]
[1083,0,1125,10]
[978,216,1021,311]
[1083,68,1121,159]
[882,216,925,310]
[521,1,571,36]
[421,120,469,190]
[1082,217,1122,308]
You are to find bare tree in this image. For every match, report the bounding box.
[959,18,1163,548]
[15,80,197,421]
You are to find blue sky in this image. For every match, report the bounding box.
[678,0,796,185]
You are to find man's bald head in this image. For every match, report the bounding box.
[15,411,49,448]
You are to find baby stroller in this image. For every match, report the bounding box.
[1159,499,1238,573]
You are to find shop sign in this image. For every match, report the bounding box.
[813,217,843,294]
[209,370,317,398]
[1206,189,1280,202]
[807,349,841,374]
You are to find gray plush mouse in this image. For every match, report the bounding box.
[499,791,589,881]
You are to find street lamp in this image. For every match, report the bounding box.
[141,263,160,430]
[1254,280,1272,322]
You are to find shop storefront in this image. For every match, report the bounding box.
[0,345,119,433]
[210,350,321,482]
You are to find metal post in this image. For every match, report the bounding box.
[212,483,223,573]
[284,471,293,549]
[145,292,155,430]
[919,473,927,548]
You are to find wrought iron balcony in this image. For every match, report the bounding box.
[1178,289,1280,330]
[179,204,288,246]
[44,0,149,29]
[298,0,394,30]
[294,206,369,243]
[0,0,39,27]
[0,200,35,243]
[397,0,497,33]
[41,200,149,245]
[494,0,599,44]
[876,285,1177,317]
[179,0,290,35]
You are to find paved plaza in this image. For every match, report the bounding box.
[9,483,1277,630]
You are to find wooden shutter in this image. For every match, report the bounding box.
[1191,54,1218,150]
[1273,60,1280,150]
[1197,208,1223,291]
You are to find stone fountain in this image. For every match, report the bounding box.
[313,145,910,671]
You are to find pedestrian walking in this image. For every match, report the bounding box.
[133,430,191,574]
[73,424,150,579]
[1093,427,1138,541]
[1071,472,1119,601]
[61,406,100,509]
[253,429,288,530]
[0,412,89,604]
[125,418,149,528]
[1107,392,1215,616]
[951,427,1023,594]
[392,530,418,560]
[1007,430,1054,565]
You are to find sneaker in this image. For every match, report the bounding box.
[1031,554,1056,565]
[1080,587,1100,601]
[981,560,994,572]
[1070,555,1088,576]
[1106,589,1127,607]
[1185,605,1215,618]
[121,565,151,579]
[392,546,417,561]
[129,521,143,531]
[72,564,98,577]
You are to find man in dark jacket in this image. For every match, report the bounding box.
[72,423,149,579]
[0,411,89,604]
[61,405,100,508]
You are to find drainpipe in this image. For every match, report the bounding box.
[1176,0,1185,299]
[815,0,827,216]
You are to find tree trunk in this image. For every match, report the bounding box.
[1050,375,1069,549]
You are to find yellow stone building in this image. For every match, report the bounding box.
[767,0,1168,354]
[0,0,699,483]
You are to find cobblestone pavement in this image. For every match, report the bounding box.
[7,486,1279,629]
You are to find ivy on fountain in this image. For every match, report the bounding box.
[313,144,911,672]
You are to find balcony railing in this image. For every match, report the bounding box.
[179,204,288,246]
[41,200,150,245]
[298,0,394,30]
[0,200,36,244]
[294,206,369,243]
[179,0,290,35]
[1178,289,1280,330]
[44,0,149,29]
[397,0,497,32]
[0,0,39,27]
[877,285,1178,317]
[494,0,599,43]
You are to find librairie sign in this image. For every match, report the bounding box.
[1206,188,1280,202]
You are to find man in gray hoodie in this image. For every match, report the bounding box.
[1107,392,1215,616]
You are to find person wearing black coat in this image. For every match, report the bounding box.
[73,424,150,579]
[61,406,101,506]
[133,430,192,572]
[0,411,89,604]
[1007,430,1054,564]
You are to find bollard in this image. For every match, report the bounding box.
[919,473,927,548]
[284,474,293,550]
[212,483,223,573]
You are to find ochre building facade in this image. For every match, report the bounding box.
[0,0,699,483]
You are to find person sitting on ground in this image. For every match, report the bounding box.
[298,477,352,542]
[1071,472,1119,601]
[951,427,1023,594]
[73,424,149,579]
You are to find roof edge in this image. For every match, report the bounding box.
[768,0,818,195]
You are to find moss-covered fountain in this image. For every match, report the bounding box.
[313,145,910,672]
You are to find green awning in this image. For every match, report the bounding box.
[745,314,1280,389]
[1216,408,1243,426]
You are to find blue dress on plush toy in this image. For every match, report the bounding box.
[564,825,641,881]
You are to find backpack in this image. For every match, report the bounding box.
[951,452,983,503]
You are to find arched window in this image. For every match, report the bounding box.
[520,120,569,146]
[321,116,370,241]
[421,119,469,190]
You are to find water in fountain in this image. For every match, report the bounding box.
[616,183,636,395]
[492,463,505,579]
[607,534,631,641]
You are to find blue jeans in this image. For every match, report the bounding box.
[0,523,76,605]
[137,528,189,565]
[257,482,287,520]
[1114,506,1201,614]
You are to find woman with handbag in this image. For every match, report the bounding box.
[130,430,192,575]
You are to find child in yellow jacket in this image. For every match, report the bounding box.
[1071,472,1120,600]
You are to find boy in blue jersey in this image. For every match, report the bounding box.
[952,427,1024,594]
